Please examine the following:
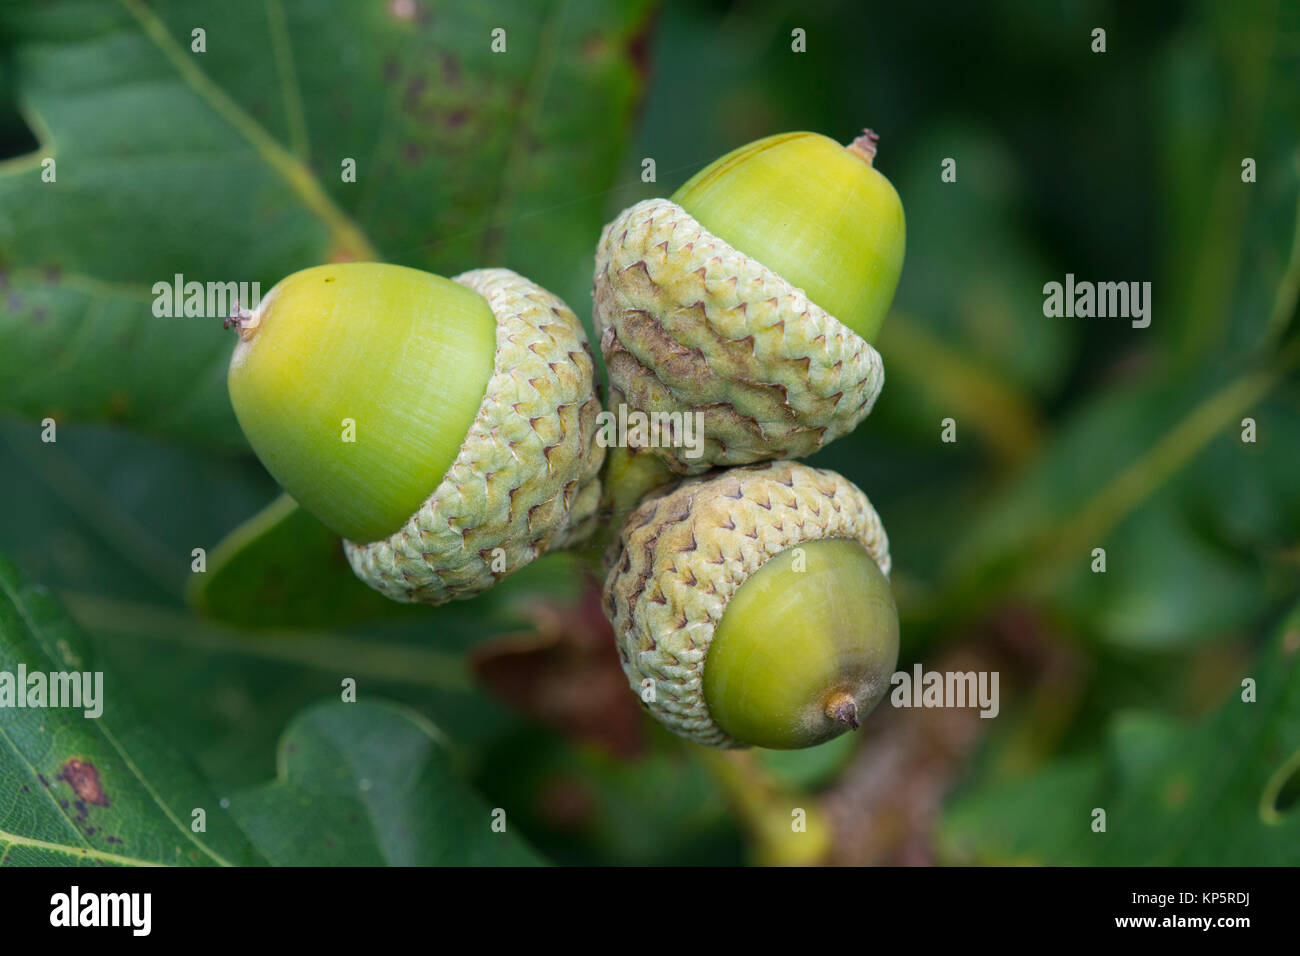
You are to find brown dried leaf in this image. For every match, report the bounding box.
[471,580,647,758]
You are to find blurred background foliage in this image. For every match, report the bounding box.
[0,0,1297,865]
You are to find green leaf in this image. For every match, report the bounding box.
[0,418,271,604]
[939,757,1104,866]
[0,0,655,444]
[188,493,426,627]
[1159,0,1300,362]
[939,602,1300,865]
[756,730,858,791]
[190,493,586,629]
[0,419,564,792]
[1182,382,1300,553]
[0,554,262,866]
[890,125,1072,400]
[932,345,1298,639]
[1085,606,1300,864]
[229,700,544,865]
[1053,496,1266,650]
[61,585,551,797]
[1106,709,1185,789]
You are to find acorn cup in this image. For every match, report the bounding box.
[603,460,899,750]
[593,130,906,474]
[227,262,605,606]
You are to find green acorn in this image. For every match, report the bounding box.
[227,262,604,606]
[674,130,904,341]
[603,460,898,749]
[593,130,905,473]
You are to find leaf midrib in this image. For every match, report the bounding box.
[0,828,166,866]
[116,0,377,261]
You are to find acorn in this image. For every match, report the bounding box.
[593,130,905,473]
[227,263,604,605]
[603,460,898,749]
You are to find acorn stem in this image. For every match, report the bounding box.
[694,748,832,865]
[826,691,860,730]
[578,446,676,567]
[846,129,879,166]
[604,446,676,524]
[223,304,260,342]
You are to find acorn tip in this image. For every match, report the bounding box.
[224,304,261,341]
[847,129,880,165]
[826,691,860,730]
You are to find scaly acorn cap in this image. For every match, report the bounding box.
[592,130,901,475]
[344,267,605,604]
[603,460,892,748]
[593,198,884,474]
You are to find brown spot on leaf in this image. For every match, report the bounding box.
[61,759,109,807]
[624,9,659,79]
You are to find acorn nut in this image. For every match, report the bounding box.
[227,262,605,606]
[603,460,898,749]
[593,130,905,473]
